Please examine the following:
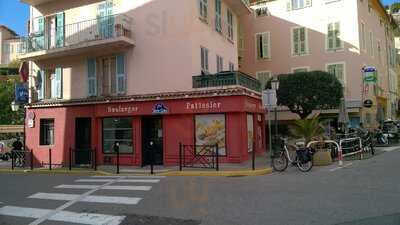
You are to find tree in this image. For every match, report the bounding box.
[290,117,324,145]
[0,78,24,125]
[269,71,343,119]
[390,3,400,13]
[8,59,21,69]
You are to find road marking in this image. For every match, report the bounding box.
[55,184,152,191]
[330,163,353,172]
[0,206,125,225]
[75,179,160,183]
[383,147,400,152]
[91,175,166,179]
[28,193,142,205]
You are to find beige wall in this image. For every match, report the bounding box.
[28,0,244,100]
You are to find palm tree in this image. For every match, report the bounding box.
[290,117,324,145]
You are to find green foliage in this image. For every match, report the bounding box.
[290,117,324,145]
[8,59,21,69]
[0,67,19,75]
[269,71,343,119]
[0,78,24,125]
[390,3,400,13]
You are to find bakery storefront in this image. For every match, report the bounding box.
[25,89,266,167]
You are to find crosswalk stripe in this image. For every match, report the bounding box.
[75,179,160,183]
[28,193,142,205]
[55,184,152,191]
[91,175,166,179]
[0,206,125,225]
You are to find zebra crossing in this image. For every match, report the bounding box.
[0,175,165,225]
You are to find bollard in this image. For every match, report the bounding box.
[69,147,72,171]
[215,144,219,171]
[179,142,182,171]
[252,141,256,171]
[49,148,52,170]
[30,150,34,170]
[11,151,14,170]
[338,146,343,166]
[116,148,120,174]
[93,148,97,171]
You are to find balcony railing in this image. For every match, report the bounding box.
[20,14,133,55]
[193,71,261,92]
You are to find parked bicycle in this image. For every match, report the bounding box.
[272,138,315,172]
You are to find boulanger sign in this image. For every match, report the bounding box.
[363,67,377,83]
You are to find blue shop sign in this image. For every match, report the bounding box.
[153,103,168,114]
[15,84,29,103]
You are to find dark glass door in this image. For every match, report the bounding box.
[75,118,91,165]
[142,117,163,166]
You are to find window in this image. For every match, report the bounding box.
[327,63,345,85]
[256,71,271,90]
[229,62,235,71]
[227,10,234,40]
[377,40,382,63]
[292,27,308,56]
[102,117,133,154]
[360,22,366,51]
[255,6,269,17]
[369,31,374,57]
[288,0,312,10]
[292,67,308,73]
[217,55,223,72]
[195,114,226,156]
[199,0,208,21]
[201,46,209,72]
[215,0,222,32]
[256,32,270,60]
[327,22,343,51]
[40,119,54,146]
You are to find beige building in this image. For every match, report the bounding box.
[0,25,22,66]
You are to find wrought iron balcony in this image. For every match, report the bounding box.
[193,71,261,92]
[19,14,134,61]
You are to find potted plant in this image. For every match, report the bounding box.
[290,117,332,166]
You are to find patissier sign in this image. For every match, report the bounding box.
[186,101,222,110]
[107,105,139,114]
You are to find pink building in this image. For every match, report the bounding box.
[240,0,399,127]
[20,0,266,167]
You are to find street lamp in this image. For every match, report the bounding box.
[271,76,279,152]
[10,101,25,151]
[10,101,19,112]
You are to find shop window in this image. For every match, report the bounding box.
[247,114,254,152]
[40,119,54,146]
[102,117,133,154]
[195,114,226,156]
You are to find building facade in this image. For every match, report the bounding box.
[21,0,265,167]
[0,25,22,66]
[240,0,399,127]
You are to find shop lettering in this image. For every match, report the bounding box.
[107,105,139,114]
[186,102,222,110]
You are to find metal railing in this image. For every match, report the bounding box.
[179,143,219,171]
[193,71,261,92]
[21,13,133,54]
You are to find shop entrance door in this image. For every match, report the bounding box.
[142,116,163,166]
[75,118,92,165]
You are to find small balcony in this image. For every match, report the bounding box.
[193,71,261,93]
[224,0,252,15]
[19,14,134,61]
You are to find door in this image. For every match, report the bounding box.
[142,117,163,166]
[75,118,92,165]
[97,0,114,39]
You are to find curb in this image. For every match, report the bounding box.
[0,168,111,176]
[159,167,273,177]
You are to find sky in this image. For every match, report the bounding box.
[0,0,399,36]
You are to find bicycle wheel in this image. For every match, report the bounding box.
[272,151,288,172]
[297,159,313,172]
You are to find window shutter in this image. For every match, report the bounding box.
[36,17,45,50]
[293,29,299,55]
[335,22,341,48]
[38,70,45,100]
[300,28,306,54]
[116,54,126,94]
[257,34,262,59]
[286,0,292,11]
[262,34,269,58]
[305,0,312,7]
[56,12,65,48]
[328,23,334,50]
[337,65,344,83]
[87,58,97,96]
[55,67,62,98]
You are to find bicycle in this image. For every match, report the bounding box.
[272,138,315,172]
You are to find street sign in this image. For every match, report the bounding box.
[363,67,377,83]
[15,83,28,103]
[262,89,277,109]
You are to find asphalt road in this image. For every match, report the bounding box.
[0,147,399,225]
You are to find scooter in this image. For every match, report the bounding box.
[375,129,389,145]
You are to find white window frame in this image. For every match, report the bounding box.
[360,21,366,52]
[291,66,310,73]
[326,21,344,52]
[227,9,234,41]
[256,70,272,90]
[291,27,309,56]
[288,0,312,10]
[201,46,209,73]
[216,55,223,72]
[255,31,271,60]
[326,62,346,86]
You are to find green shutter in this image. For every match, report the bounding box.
[56,13,65,48]
[300,28,306,53]
[335,22,341,49]
[116,54,126,94]
[328,23,334,50]
[293,29,299,55]
[36,17,45,50]
[55,68,62,98]
[87,58,97,96]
